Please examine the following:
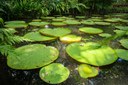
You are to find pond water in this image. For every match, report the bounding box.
[0,14,128,85]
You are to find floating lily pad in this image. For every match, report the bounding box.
[78,64,99,78]
[24,32,56,42]
[99,33,112,38]
[40,28,71,37]
[4,23,28,28]
[32,19,42,22]
[119,39,128,49]
[52,18,65,22]
[95,22,111,26]
[51,22,67,27]
[7,44,59,69]
[5,20,26,24]
[63,20,81,25]
[113,30,126,36]
[75,16,85,19]
[104,18,121,23]
[79,27,103,34]
[115,49,128,61]
[81,20,95,25]
[66,42,118,66]
[29,22,49,27]
[115,26,128,31]
[59,34,82,43]
[41,17,55,20]
[39,63,70,84]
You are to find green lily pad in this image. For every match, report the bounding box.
[99,33,112,38]
[52,18,65,22]
[104,18,121,23]
[63,20,81,25]
[115,49,128,61]
[32,19,42,22]
[29,22,49,27]
[113,30,126,36]
[5,20,26,24]
[66,42,118,66]
[115,26,128,31]
[7,44,59,69]
[39,63,70,84]
[79,27,103,34]
[95,22,111,26]
[4,23,28,28]
[59,34,82,43]
[24,32,56,42]
[51,22,67,27]
[119,39,128,49]
[39,28,71,37]
[78,64,99,78]
[75,16,85,19]
[81,20,95,25]
[41,17,55,20]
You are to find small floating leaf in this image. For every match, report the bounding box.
[7,44,59,69]
[78,64,99,78]
[39,28,71,37]
[39,63,70,84]
[79,27,103,34]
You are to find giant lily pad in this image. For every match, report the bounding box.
[79,27,103,34]
[119,39,128,49]
[115,26,128,31]
[115,49,128,61]
[104,18,121,23]
[63,20,81,25]
[78,64,99,78]
[24,32,56,42]
[41,17,55,20]
[59,34,82,43]
[66,42,118,66]
[7,44,59,69]
[99,33,112,38]
[113,30,126,36]
[29,22,49,27]
[4,20,27,28]
[39,28,71,37]
[5,20,26,24]
[81,20,95,25]
[39,63,70,84]
[95,22,111,26]
[51,22,67,27]
[4,23,28,28]
[52,18,65,22]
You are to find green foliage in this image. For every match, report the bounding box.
[79,0,115,14]
[0,28,29,56]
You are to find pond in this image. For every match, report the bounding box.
[0,14,128,85]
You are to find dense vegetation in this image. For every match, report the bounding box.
[0,0,127,20]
